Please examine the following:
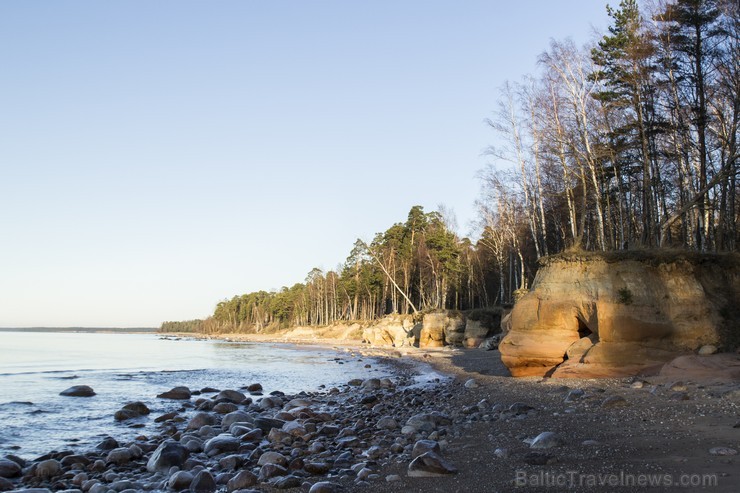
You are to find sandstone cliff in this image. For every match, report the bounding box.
[361,309,503,349]
[499,251,740,378]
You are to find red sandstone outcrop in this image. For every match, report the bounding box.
[499,252,740,378]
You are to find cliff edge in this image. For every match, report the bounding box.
[499,251,740,378]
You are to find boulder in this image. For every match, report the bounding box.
[59,385,95,397]
[216,389,246,403]
[190,470,216,492]
[257,451,288,467]
[114,401,150,421]
[0,459,21,478]
[0,477,13,491]
[146,440,189,473]
[222,410,253,429]
[204,434,240,456]
[500,253,740,377]
[411,440,441,459]
[157,386,191,400]
[187,412,219,430]
[309,482,343,493]
[35,459,61,479]
[419,311,464,348]
[659,353,740,380]
[167,470,194,490]
[105,447,132,465]
[226,470,258,491]
[407,451,457,477]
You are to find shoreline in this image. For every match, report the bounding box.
[3,336,739,492]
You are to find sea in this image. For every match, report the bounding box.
[0,330,392,460]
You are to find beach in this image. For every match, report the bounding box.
[1,334,739,492]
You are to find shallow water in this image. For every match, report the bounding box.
[0,331,389,459]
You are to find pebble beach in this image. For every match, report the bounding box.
[1,343,739,493]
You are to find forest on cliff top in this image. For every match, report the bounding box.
[162,0,739,334]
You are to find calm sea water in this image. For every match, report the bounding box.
[0,331,390,459]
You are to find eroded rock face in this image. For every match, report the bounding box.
[499,254,739,377]
[419,312,465,348]
[362,314,414,347]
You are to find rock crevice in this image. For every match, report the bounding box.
[500,253,740,377]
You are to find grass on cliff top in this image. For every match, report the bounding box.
[540,247,740,268]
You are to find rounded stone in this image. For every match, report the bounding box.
[309,481,343,493]
[0,459,21,478]
[35,459,62,479]
[530,432,564,449]
[60,385,96,397]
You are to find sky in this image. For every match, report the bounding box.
[0,1,611,327]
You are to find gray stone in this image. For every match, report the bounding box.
[167,470,193,490]
[187,412,219,430]
[204,434,241,456]
[564,389,585,402]
[0,459,21,478]
[709,447,738,456]
[407,452,457,477]
[376,416,398,430]
[226,470,258,491]
[365,445,383,460]
[282,421,308,438]
[463,379,479,389]
[157,386,191,400]
[254,416,286,433]
[304,462,331,474]
[108,479,134,491]
[258,463,287,481]
[411,440,441,459]
[530,432,564,449]
[257,451,288,467]
[222,410,253,429]
[35,459,62,479]
[509,402,534,414]
[146,440,189,473]
[493,448,509,458]
[106,447,132,465]
[60,385,95,397]
[216,389,247,403]
[405,412,450,433]
[309,481,343,493]
[120,401,150,415]
[247,382,263,392]
[272,475,302,489]
[180,434,205,452]
[361,378,381,390]
[190,470,216,493]
[213,402,238,414]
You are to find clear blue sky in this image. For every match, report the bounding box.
[0,1,610,327]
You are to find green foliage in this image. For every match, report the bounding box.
[159,320,204,333]
[166,205,506,334]
[617,288,634,305]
